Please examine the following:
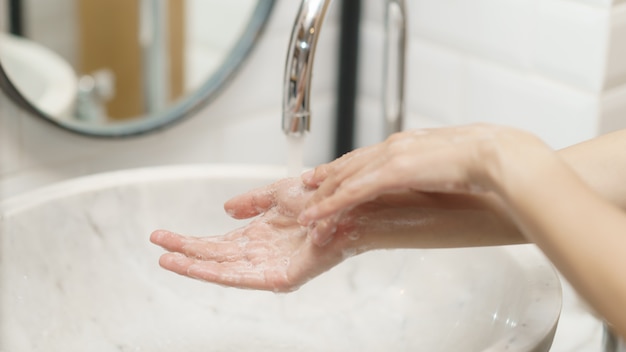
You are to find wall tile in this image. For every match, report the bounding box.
[357,0,616,151]
[605,3,626,89]
[463,55,600,148]
[378,0,613,92]
[531,0,610,92]
[406,38,465,126]
[358,21,465,125]
[407,0,534,70]
[356,23,384,108]
[600,83,626,133]
[355,97,386,148]
[354,99,447,149]
[358,19,601,149]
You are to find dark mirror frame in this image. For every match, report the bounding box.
[0,0,276,138]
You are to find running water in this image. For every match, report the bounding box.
[286,135,305,177]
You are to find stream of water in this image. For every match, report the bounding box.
[286,135,305,177]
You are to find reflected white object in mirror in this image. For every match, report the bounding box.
[0,32,77,118]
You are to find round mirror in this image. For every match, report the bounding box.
[0,0,275,137]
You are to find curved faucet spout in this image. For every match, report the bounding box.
[283,0,332,137]
[384,0,407,137]
[283,0,406,139]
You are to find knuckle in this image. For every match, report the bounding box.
[387,154,413,173]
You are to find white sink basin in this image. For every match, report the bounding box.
[0,164,562,351]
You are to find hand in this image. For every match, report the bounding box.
[298,124,548,245]
[150,178,365,292]
[150,158,527,291]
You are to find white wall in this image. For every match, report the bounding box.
[2,0,626,200]
[0,0,340,199]
[356,0,626,149]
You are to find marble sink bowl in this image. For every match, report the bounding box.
[0,164,562,351]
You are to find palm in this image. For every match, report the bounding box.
[150,178,351,292]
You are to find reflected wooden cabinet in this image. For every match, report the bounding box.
[78,0,185,119]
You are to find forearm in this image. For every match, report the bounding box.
[362,128,626,249]
[347,193,527,251]
[559,128,626,210]
[496,136,626,338]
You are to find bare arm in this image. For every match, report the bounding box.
[150,179,522,292]
[301,128,626,246]
[491,130,626,338]
[151,125,626,336]
[559,128,626,210]
[300,124,626,338]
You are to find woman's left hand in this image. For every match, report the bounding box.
[150,178,362,292]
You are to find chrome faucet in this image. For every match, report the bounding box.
[282,0,407,138]
[383,0,407,137]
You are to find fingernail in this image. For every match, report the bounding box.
[297,211,309,226]
[312,229,333,247]
[298,207,317,225]
[150,229,170,243]
[296,212,307,226]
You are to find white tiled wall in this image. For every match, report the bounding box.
[356,0,626,149]
[0,0,340,199]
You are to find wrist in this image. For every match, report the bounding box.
[478,127,558,198]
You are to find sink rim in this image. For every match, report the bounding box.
[0,163,563,351]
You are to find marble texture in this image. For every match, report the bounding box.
[0,164,562,351]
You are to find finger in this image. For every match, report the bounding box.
[302,145,375,187]
[302,130,471,223]
[151,229,245,262]
[159,252,196,276]
[187,261,274,291]
[159,253,283,291]
[302,165,402,223]
[307,210,346,247]
[150,229,186,251]
[299,150,384,225]
[315,143,385,198]
[224,183,277,219]
[301,165,329,188]
[308,145,480,221]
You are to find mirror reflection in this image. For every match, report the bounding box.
[0,0,274,136]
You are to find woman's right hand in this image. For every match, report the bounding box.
[298,124,549,245]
